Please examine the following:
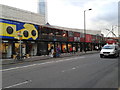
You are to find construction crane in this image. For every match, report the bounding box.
[106,25,117,37]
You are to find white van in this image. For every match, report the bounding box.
[100,44,120,58]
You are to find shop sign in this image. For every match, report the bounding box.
[74,32,80,37]
[68,37,74,42]
[80,33,84,42]
[74,37,80,42]
[68,31,74,37]
[85,34,92,43]
[31,41,35,43]
[17,31,22,40]
[18,41,23,43]
[74,32,80,42]
[0,19,38,40]
[2,40,8,43]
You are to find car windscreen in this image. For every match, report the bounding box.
[102,46,114,49]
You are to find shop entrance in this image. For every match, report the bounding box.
[48,42,54,52]
[37,42,48,55]
[68,43,72,53]
[27,42,37,56]
[1,41,12,59]
[48,42,61,53]
[61,43,67,53]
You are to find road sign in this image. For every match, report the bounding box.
[18,31,22,40]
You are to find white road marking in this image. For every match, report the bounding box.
[1,56,85,72]
[62,67,77,72]
[62,70,65,72]
[4,80,32,88]
[61,61,100,73]
[72,67,76,70]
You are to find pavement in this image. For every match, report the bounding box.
[2,51,99,65]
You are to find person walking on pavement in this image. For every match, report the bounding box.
[95,46,99,51]
[73,46,76,54]
[56,45,60,57]
[50,46,54,58]
[69,46,73,54]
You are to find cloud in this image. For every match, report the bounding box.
[47,0,118,35]
[91,1,118,24]
[0,0,38,13]
[0,0,119,36]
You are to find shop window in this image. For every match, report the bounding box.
[62,44,67,52]
[14,43,26,56]
[1,43,9,58]
[15,43,20,53]
[48,43,54,51]
[1,43,7,53]
[68,44,72,48]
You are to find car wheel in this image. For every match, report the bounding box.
[114,53,118,58]
[117,53,119,57]
[100,55,103,58]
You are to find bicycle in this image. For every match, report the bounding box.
[14,53,24,63]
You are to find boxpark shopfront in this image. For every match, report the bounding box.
[0,19,38,59]
[0,18,105,59]
[35,25,105,56]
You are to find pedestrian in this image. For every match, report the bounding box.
[69,47,73,54]
[56,46,60,57]
[95,46,99,51]
[73,46,76,54]
[64,48,66,53]
[50,46,54,58]
[78,47,80,52]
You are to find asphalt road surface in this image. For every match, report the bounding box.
[2,53,119,88]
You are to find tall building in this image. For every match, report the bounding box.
[38,0,47,23]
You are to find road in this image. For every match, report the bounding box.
[2,53,119,88]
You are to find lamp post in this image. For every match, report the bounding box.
[19,39,22,60]
[84,8,92,53]
[18,31,22,60]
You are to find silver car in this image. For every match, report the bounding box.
[100,44,120,58]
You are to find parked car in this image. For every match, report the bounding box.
[100,44,120,58]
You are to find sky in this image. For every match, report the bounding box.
[0,0,119,37]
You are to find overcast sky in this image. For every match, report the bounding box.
[0,0,119,37]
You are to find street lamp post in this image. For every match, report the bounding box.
[18,31,22,60]
[19,39,22,60]
[84,8,92,53]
